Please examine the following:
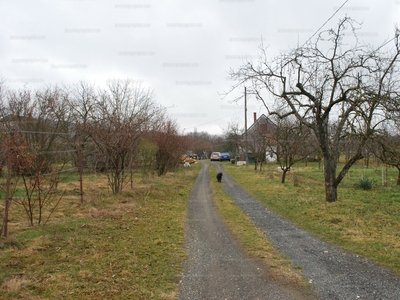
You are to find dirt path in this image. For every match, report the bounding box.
[178,163,313,299]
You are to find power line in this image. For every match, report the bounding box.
[302,0,350,47]
[300,0,398,52]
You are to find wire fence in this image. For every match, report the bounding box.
[0,128,85,237]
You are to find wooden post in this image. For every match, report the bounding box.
[2,142,12,237]
[78,132,84,204]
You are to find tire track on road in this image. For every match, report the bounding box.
[178,162,311,299]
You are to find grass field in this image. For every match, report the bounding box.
[0,165,200,299]
[220,161,400,276]
[1,160,399,299]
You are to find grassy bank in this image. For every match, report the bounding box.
[0,165,200,299]
[221,162,400,275]
[208,164,308,288]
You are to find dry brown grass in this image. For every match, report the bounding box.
[0,166,200,299]
[2,276,30,293]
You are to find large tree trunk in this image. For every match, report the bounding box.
[397,167,400,186]
[281,169,287,183]
[323,146,364,202]
[324,156,338,202]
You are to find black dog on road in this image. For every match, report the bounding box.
[216,172,223,182]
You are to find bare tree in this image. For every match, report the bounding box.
[369,118,400,185]
[369,82,400,184]
[0,85,70,233]
[4,86,71,174]
[372,134,400,185]
[247,121,271,172]
[223,120,245,161]
[0,132,20,237]
[64,81,98,169]
[271,116,316,183]
[230,18,400,202]
[87,79,159,194]
[152,119,189,176]
[6,133,63,226]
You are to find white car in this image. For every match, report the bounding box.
[210,152,221,161]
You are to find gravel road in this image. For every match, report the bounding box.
[178,162,314,299]
[217,163,400,300]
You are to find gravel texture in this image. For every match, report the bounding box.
[178,163,314,299]
[218,164,400,300]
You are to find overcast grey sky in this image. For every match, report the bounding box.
[1,0,399,135]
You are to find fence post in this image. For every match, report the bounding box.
[2,144,12,237]
[78,132,84,204]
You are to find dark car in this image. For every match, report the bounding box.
[220,152,231,161]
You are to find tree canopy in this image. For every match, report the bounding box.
[230,18,400,202]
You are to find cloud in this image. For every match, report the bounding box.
[1,0,399,134]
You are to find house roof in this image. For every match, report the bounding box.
[247,114,277,136]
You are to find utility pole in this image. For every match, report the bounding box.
[244,86,248,166]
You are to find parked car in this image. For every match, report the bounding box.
[220,152,231,161]
[210,152,221,161]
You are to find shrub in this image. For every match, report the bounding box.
[356,177,374,190]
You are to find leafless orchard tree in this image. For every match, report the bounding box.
[368,103,400,185]
[229,18,400,202]
[152,118,189,176]
[0,84,71,235]
[0,133,20,237]
[247,122,271,172]
[370,132,400,185]
[87,79,160,194]
[271,116,316,183]
[223,120,245,161]
[4,86,71,173]
[367,83,400,185]
[66,81,97,130]
[64,81,99,171]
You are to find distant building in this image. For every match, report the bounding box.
[244,113,277,163]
